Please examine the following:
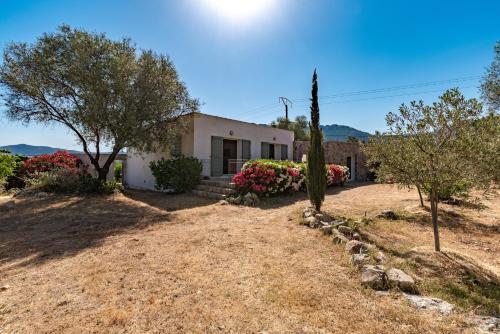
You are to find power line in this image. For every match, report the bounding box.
[291,75,481,102]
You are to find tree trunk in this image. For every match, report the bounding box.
[430,189,441,252]
[97,167,109,181]
[416,185,424,207]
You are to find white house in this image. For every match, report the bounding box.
[124,112,294,190]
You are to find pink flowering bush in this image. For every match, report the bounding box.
[232,159,348,197]
[327,164,349,186]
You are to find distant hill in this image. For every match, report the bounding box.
[0,144,81,156]
[320,124,371,142]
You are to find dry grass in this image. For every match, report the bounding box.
[0,183,497,333]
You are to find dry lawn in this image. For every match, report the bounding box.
[0,183,498,333]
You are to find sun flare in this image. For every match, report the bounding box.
[201,0,277,23]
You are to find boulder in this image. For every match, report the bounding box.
[315,213,332,222]
[345,240,368,254]
[331,221,348,229]
[351,232,361,241]
[351,253,370,267]
[304,216,318,228]
[332,230,349,244]
[361,265,388,290]
[378,210,398,220]
[321,225,333,235]
[338,225,353,237]
[386,268,416,292]
[403,294,454,315]
[465,315,500,333]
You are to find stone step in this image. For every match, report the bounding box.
[192,189,227,200]
[194,184,234,195]
[200,179,236,189]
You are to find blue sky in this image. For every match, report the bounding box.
[0,0,498,150]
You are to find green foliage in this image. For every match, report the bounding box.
[365,88,498,251]
[306,70,326,211]
[0,25,199,181]
[0,150,27,191]
[149,156,203,193]
[114,161,123,180]
[271,115,310,141]
[481,41,500,111]
[25,170,123,194]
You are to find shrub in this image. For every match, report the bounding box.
[25,170,123,194]
[0,151,17,191]
[20,151,83,175]
[232,159,306,196]
[327,164,349,186]
[114,161,123,180]
[232,159,348,197]
[149,156,203,193]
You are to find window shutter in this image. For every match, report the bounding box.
[242,140,251,160]
[261,142,269,159]
[281,144,288,160]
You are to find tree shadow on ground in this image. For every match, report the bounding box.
[255,182,375,210]
[403,206,498,236]
[0,190,216,270]
[123,189,218,212]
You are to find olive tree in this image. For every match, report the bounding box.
[481,41,499,111]
[271,115,310,140]
[0,25,199,181]
[366,89,497,252]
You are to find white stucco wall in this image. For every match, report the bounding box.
[74,154,115,181]
[193,113,294,176]
[124,113,294,189]
[124,119,195,190]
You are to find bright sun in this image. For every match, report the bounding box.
[201,0,277,23]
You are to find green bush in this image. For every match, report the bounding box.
[114,161,123,180]
[25,169,123,194]
[0,150,18,191]
[149,156,203,193]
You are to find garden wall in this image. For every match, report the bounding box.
[294,140,370,181]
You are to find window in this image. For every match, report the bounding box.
[261,142,269,159]
[172,135,182,157]
[281,144,288,160]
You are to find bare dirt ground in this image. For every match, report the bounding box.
[0,183,498,333]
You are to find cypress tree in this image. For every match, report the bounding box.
[306,69,326,211]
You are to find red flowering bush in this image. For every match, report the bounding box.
[232,159,347,197]
[326,164,349,186]
[20,151,84,176]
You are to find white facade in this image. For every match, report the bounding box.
[124,113,294,191]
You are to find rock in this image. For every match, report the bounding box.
[361,265,388,290]
[219,200,229,205]
[331,221,348,229]
[304,211,315,218]
[304,216,318,228]
[338,225,353,237]
[36,191,49,198]
[466,315,500,333]
[351,232,361,241]
[0,284,10,291]
[351,253,370,267]
[345,240,368,254]
[315,213,332,222]
[378,210,398,220]
[386,268,416,292]
[232,196,242,205]
[374,251,386,263]
[321,225,333,235]
[403,294,454,315]
[332,230,349,244]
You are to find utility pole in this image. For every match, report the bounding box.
[278,97,292,126]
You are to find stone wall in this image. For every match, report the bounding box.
[294,141,370,181]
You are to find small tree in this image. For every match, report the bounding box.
[271,115,310,140]
[0,25,198,181]
[367,89,497,251]
[481,41,500,111]
[365,134,425,207]
[306,70,326,211]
